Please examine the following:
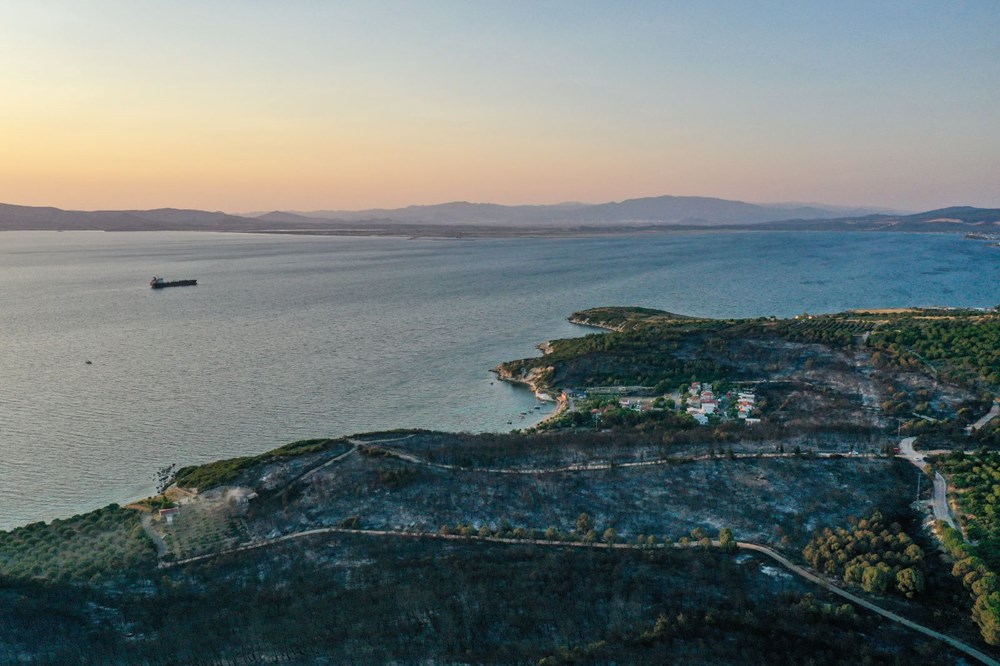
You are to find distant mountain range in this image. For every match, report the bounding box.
[0,202,261,232]
[253,196,899,227]
[0,196,997,237]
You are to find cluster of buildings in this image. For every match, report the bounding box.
[685,382,760,425]
[617,397,654,412]
[735,390,758,421]
[589,396,653,421]
[577,382,763,426]
[685,383,718,425]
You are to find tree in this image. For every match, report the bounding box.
[603,528,616,545]
[973,573,1000,598]
[844,563,864,586]
[576,513,594,535]
[861,563,893,594]
[973,592,1000,646]
[718,528,736,553]
[652,613,669,638]
[902,543,924,566]
[895,567,925,598]
[954,556,985,582]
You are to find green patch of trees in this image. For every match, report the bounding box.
[0,504,156,583]
[498,319,737,390]
[569,306,695,331]
[868,314,1000,389]
[939,451,1000,569]
[937,520,1000,645]
[173,437,348,490]
[802,510,925,598]
[937,452,1000,644]
[543,400,698,431]
[771,315,877,348]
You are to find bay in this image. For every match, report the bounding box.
[0,230,997,530]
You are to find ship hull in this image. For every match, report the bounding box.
[151,279,197,289]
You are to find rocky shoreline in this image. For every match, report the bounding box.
[491,361,566,429]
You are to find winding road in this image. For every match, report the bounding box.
[897,436,958,529]
[151,424,1000,663]
[164,526,999,665]
[738,542,999,666]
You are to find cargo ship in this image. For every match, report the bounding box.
[150,276,198,289]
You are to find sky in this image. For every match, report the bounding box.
[0,1,998,212]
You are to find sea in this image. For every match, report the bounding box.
[1,230,997,530]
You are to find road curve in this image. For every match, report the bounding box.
[165,527,998,665]
[972,401,1000,432]
[898,436,958,529]
[738,542,999,666]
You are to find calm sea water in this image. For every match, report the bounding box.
[1,230,997,529]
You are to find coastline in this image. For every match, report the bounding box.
[1,226,986,242]
[491,360,566,430]
[5,230,997,532]
[528,391,569,430]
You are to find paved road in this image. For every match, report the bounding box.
[898,436,958,529]
[165,526,999,665]
[739,542,999,666]
[896,399,999,529]
[972,401,1000,432]
[933,472,957,528]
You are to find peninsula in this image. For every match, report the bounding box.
[1,306,998,663]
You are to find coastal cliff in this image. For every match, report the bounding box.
[493,362,556,401]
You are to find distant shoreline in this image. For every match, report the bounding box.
[0,226,985,241]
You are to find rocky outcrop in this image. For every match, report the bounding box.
[493,364,554,395]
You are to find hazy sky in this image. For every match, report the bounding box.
[1,1,998,212]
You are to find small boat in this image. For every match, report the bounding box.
[150,276,197,289]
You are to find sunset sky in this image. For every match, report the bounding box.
[1,1,997,212]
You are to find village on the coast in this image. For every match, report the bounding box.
[545,381,761,427]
